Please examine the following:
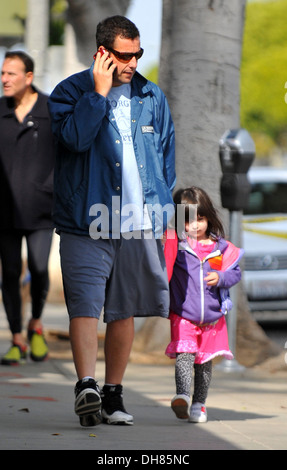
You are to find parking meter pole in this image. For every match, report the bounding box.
[229,210,241,356]
[217,211,245,373]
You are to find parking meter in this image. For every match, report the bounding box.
[218,129,255,373]
[219,129,255,211]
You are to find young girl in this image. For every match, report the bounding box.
[164,187,243,423]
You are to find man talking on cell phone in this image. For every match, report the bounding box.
[48,15,176,428]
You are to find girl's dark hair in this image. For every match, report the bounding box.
[173,186,225,239]
[96,15,140,49]
[5,51,34,73]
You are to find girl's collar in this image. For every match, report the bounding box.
[186,237,215,250]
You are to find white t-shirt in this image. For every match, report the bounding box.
[108,84,151,232]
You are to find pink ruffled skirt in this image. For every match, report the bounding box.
[165,312,234,364]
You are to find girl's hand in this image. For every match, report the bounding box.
[204,271,219,286]
[93,49,117,97]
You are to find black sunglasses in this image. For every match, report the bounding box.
[108,47,144,63]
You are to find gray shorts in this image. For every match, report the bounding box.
[59,232,169,323]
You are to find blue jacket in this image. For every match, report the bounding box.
[48,67,176,237]
[164,234,244,324]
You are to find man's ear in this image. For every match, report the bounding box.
[26,71,34,86]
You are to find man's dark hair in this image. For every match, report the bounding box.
[96,15,140,49]
[4,51,34,73]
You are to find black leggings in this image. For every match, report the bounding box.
[175,352,212,404]
[0,229,53,334]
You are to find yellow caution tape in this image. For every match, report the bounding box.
[242,215,287,239]
[243,216,287,224]
[243,227,287,239]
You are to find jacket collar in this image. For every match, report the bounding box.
[0,86,47,119]
[88,61,151,98]
[87,63,152,133]
[179,235,229,256]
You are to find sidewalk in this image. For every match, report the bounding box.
[0,303,286,451]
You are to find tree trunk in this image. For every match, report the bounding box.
[159,0,245,205]
[134,0,279,367]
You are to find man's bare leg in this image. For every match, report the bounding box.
[101,317,134,425]
[104,316,134,383]
[69,317,99,379]
[70,317,102,426]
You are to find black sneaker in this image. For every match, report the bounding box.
[74,378,102,427]
[101,384,133,425]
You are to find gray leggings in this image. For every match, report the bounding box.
[175,353,212,404]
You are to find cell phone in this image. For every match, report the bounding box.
[93,46,107,60]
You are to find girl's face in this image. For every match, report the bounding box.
[185,215,209,241]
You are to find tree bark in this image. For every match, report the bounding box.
[66,0,130,65]
[159,0,245,206]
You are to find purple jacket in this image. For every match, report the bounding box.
[165,235,243,324]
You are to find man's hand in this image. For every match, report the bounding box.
[93,49,117,97]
